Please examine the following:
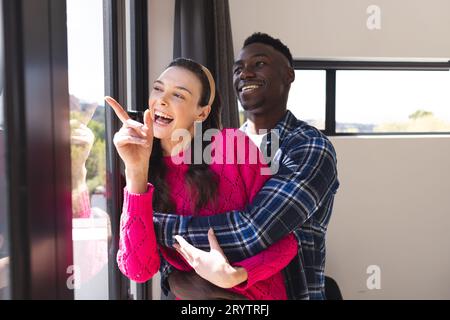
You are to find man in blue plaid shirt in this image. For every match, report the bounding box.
[153,33,339,300]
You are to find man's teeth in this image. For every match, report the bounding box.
[242,85,260,92]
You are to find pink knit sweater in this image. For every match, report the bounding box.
[117,129,298,300]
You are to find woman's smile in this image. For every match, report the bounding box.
[153,110,175,126]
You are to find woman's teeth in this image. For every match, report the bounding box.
[154,111,174,125]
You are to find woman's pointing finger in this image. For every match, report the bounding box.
[104,96,130,123]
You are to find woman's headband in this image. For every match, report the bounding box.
[200,65,216,106]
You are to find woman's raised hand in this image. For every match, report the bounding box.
[105,96,153,193]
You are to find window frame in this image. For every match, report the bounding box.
[103,0,130,301]
[1,0,149,300]
[104,0,150,300]
[3,0,73,299]
[293,60,450,136]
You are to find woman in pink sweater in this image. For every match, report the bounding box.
[105,58,298,300]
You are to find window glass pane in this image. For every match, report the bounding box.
[336,70,450,133]
[67,0,110,299]
[0,0,10,300]
[288,70,326,130]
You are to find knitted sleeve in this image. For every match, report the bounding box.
[116,184,160,283]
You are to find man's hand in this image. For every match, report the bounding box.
[168,270,248,300]
[173,229,248,289]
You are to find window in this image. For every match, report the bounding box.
[1,0,141,299]
[67,0,110,299]
[0,0,10,300]
[291,61,450,135]
[336,70,450,133]
[288,70,326,130]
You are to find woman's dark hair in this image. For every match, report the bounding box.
[149,58,222,213]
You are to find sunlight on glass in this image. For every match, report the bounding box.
[288,70,326,130]
[336,70,450,133]
[67,0,110,299]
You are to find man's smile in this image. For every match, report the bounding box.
[238,81,264,93]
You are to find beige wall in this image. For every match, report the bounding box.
[327,136,450,299]
[230,0,450,61]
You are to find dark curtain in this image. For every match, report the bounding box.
[173,0,239,128]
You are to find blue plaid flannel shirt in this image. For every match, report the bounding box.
[154,110,339,300]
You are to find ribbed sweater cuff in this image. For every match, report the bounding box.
[123,183,154,217]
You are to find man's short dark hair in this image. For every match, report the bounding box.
[243,32,293,67]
